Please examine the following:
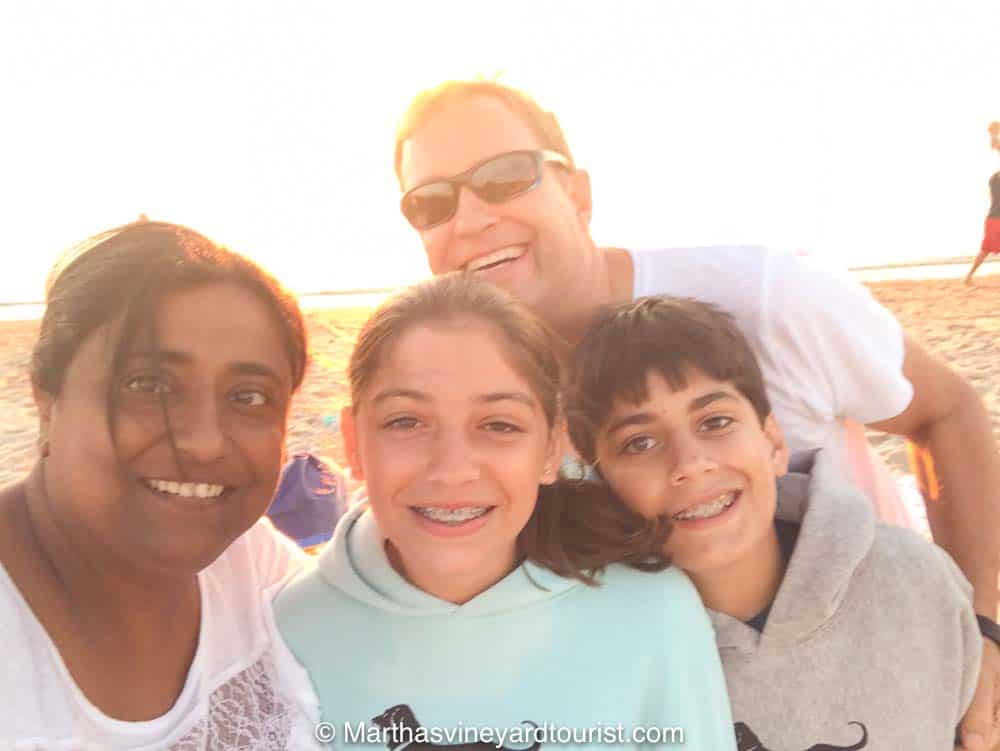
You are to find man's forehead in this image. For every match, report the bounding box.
[398,95,544,188]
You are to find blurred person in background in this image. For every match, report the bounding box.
[965,121,1000,285]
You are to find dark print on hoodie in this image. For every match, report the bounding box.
[372,705,541,751]
[735,721,868,751]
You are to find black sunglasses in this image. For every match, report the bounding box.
[400,149,572,230]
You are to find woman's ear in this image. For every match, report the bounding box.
[340,405,365,481]
[32,381,54,456]
[31,381,56,436]
[763,414,790,477]
[32,381,53,427]
[567,168,593,227]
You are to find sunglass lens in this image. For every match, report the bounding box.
[402,181,457,229]
[472,151,540,203]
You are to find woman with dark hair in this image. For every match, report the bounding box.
[0,221,322,748]
[275,274,736,750]
[966,121,1000,285]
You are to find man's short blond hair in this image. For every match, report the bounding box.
[394,79,575,186]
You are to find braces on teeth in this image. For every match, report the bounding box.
[415,506,490,525]
[674,494,735,521]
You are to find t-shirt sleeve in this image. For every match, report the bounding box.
[760,251,914,425]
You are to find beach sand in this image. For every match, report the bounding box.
[1,275,997,491]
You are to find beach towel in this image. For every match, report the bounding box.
[266,452,347,551]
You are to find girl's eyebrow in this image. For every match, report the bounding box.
[372,388,427,405]
[372,389,537,407]
[479,391,537,408]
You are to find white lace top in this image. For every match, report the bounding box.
[1,519,323,750]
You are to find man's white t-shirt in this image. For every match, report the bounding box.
[630,245,914,472]
[1,519,323,750]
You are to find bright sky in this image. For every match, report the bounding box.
[1,0,997,302]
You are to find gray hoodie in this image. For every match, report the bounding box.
[714,451,981,751]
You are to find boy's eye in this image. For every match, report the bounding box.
[232,389,268,407]
[622,435,659,454]
[123,373,171,394]
[700,415,735,432]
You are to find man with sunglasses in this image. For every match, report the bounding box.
[393,78,1000,750]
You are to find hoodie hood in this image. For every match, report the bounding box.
[316,501,581,616]
[710,449,876,651]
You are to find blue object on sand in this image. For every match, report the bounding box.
[267,452,347,549]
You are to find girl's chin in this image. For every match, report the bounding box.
[398,549,521,596]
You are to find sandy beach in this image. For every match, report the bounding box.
[1,274,997,490]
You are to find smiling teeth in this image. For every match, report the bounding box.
[414,506,491,525]
[145,479,226,499]
[674,492,736,521]
[466,246,525,272]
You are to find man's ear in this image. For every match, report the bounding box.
[340,405,365,481]
[763,414,790,477]
[566,168,592,226]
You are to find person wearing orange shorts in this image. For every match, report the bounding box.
[966,121,1000,284]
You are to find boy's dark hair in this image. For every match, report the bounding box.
[567,296,771,463]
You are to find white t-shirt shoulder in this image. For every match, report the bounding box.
[1,518,323,750]
[630,245,913,454]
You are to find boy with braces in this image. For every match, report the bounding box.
[566,295,981,750]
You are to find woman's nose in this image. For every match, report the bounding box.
[171,398,228,465]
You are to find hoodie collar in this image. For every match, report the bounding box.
[317,502,581,616]
[711,450,876,650]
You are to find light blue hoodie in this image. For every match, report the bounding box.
[275,503,736,750]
